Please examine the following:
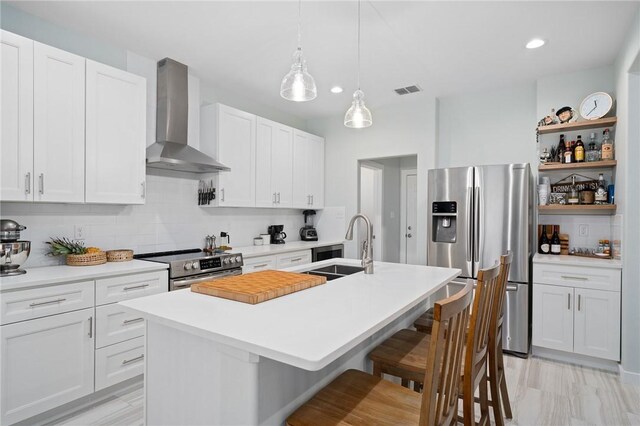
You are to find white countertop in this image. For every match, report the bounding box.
[120,259,460,371]
[0,260,168,292]
[234,240,344,259]
[533,253,622,269]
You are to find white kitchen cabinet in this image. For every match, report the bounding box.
[95,303,146,349]
[275,250,312,269]
[293,130,325,209]
[242,255,277,273]
[216,104,256,207]
[0,308,95,425]
[85,59,146,204]
[256,117,293,208]
[532,261,621,361]
[1,30,33,201]
[532,283,574,353]
[33,42,85,203]
[95,336,145,391]
[573,288,620,360]
[95,270,167,306]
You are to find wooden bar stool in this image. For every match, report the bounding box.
[286,280,474,426]
[368,263,501,426]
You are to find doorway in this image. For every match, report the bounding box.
[400,169,418,264]
[359,162,383,261]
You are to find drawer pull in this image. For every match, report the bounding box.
[290,257,303,262]
[253,263,269,268]
[123,317,144,325]
[578,294,581,311]
[123,284,150,291]
[561,275,588,281]
[29,298,66,307]
[122,354,144,365]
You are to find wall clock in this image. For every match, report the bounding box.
[579,92,613,120]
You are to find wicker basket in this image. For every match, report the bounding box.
[66,251,107,266]
[106,249,134,262]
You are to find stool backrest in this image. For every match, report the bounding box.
[420,280,474,426]
[493,251,513,330]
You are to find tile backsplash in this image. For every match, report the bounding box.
[1,172,308,268]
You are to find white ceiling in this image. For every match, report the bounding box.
[8,1,639,120]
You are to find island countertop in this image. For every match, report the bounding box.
[121,259,460,370]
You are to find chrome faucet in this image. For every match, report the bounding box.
[345,213,374,274]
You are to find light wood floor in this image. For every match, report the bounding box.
[50,355,640,426]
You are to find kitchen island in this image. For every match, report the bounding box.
[120,259,460,425]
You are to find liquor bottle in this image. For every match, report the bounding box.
[557,134,566,163]
[595,173,608,204]
[551,226,561,255]
[568,175,580,204]
[601,129,614,160]
[539,225,550,254]
[564,140,573,163]
[575,135,585,162]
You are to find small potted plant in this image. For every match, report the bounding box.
[47,237,106,266]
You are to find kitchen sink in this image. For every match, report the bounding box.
[302,264,364,281]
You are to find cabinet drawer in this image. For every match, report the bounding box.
[533,264,620,292]
[242,255,276,273]
[95,271,168,306]
[95,336,145,391]
[1,280,94,325]
[96,304,145,349]
[276,250,312,269]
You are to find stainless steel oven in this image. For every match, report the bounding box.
[170,268,242,291]
[311,244,344,262]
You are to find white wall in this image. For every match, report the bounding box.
[307,98,438,263]
[613,8,640,382]
[437,83,537,168]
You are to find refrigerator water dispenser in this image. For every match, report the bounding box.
[432,201,457,243]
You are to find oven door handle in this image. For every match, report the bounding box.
[171,270,242,289]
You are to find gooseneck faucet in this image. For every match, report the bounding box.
[345,213,374,274]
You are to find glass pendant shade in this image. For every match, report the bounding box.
[344,89,372,128]
[280,48,317,102]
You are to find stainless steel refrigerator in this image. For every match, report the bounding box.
[427,163,532,355]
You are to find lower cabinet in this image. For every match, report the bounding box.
[0,308,95,425]
[242,249,313,273]
[242,255,277,273]
[95,336,145,391]
[573,287,620,360]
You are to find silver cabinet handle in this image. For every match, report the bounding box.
[567,293,571,310]
[290,257,303,262]
[39,173,44,194]
[122,354,144,365]
[311,195,314,205]
[273,192,276,203]
[578,294,581,311]
[88,316,93,338]
[123,317,144,325]
[141,182,146,199]
[25,172,31,194]
[30,298,66,307]
[253,263,268,268]
[221,188,225,202]
[277,192,281,203]
[561,275,588,281]
[123,283,149,291]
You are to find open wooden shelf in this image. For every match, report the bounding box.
[537,117,617,135]
[538,204,617,215]
[539,160,617,171]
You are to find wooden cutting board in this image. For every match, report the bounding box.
[190,270,327,304]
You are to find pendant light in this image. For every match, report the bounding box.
[280,0,317,102]
[344,0,372,128]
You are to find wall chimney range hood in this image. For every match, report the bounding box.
[146,58,230,173]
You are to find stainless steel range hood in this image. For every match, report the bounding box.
[146,58,230,173]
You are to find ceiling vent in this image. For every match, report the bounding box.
[394,85,422,95]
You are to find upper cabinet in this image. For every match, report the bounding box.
[0,30,147,205]
[85,60,146,204]
[256,117,293,208]
[293,130,325,209]
[33,42,86,203]
[1,31,34,201]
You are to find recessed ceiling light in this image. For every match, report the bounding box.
[330,86,343,94]
[526,38,545,49]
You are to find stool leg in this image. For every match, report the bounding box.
[479,369,490,426]
[496,340,513,419]
[488,347,505,426]
[372,362,383,378]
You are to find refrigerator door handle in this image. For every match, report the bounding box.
[467,187,473,264]
[474,185,481,266]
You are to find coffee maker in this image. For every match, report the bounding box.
[268,225,287,244]
[299,210,318,241]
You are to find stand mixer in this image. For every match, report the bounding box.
[1,219,31,276]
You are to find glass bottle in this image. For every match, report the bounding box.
[557,134,566,163]
[575,135,585,162]
[595,173,608,204]
[539,225,550,254]
[568,175,580,204]
[601,129,614,160]
[564,140,573,163]
[551,226,561,255]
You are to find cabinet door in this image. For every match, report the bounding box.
[532,283,574,352]
[0,309,94,425]
[307,134,324,208]
[255,117,275,207]
[574,288,620,361]
[217,104,256,207]
[272,124,294,207]
[33,42,85,203]
[242,255,276,274]
[292,131,310,208]
[85,60,146,204]
[0,31,33,201]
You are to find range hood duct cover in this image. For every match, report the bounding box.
[146,58,230,173]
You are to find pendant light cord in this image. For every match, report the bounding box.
[297,0,302,49]
[357,0,361,90]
